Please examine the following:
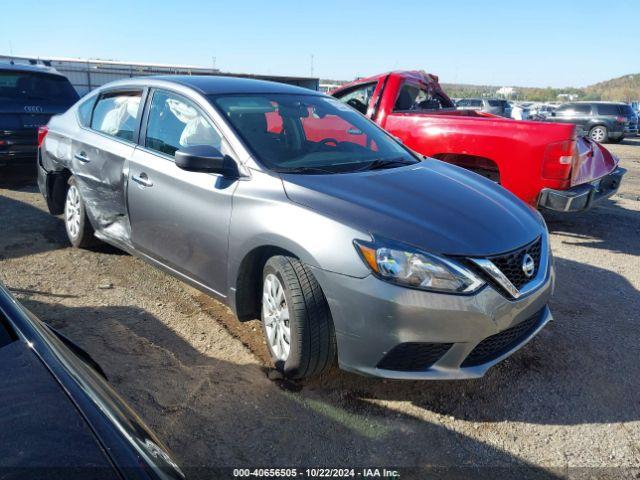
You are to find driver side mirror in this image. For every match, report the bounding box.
[175,145,239,177]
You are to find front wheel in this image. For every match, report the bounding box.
[261,255,336,379]
[589,125,608,143]
[64,177,96,248]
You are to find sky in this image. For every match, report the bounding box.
[1,0,638,88]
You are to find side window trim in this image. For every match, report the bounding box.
[87,87,146,145]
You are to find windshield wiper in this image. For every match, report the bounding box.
[276,166,339,175]
[355,158,418,172]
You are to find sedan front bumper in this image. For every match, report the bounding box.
[309,259,554,380]
[538,167,626,212]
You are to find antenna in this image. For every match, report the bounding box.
[310,54,314,77]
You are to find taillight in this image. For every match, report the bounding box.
[542,139,576,180]
[37,126,48,147]
[615,116,627,123]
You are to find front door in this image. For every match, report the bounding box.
[126,89,237,298]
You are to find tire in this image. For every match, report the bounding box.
[589,125,609,143]
[261,255,336,379]
[64,176,96,248]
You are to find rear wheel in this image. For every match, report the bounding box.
[64,177,96,248]
[589,125,608,143]
[261,255,336,379]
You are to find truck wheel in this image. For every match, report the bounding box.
[589,125,608,143]
[64,177,96,248]
[261,255,336,379]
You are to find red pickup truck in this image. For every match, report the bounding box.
[331,71,625,212]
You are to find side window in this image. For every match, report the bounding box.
[77,95,96,127]
[90,91,142,141]
[573,104,591,114]
[597,104,620,116]
[393,83,452,111]
[334,83,376,115]
[145,90,222,157]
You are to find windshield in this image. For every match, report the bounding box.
[394,83,455,112]
[0,71,78,102]
[211,94,418,173]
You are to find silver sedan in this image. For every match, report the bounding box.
[37,76,554,380]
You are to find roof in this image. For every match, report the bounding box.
[572,101,627,105]
[332,70,440,95]
[148,75,323,96]
[0,61,64,76]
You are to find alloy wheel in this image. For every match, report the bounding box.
[65,185,82,239]
[262,273,291,361]
[590,127,606,142]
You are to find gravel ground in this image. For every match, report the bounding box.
[1,139,639,479]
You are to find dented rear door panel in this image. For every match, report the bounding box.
[71,127,133,242]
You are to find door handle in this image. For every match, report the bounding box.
[74,152,90,163]
[132,173,154,188]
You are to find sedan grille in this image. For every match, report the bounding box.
[461,310,543,367]
[487,237,542,290]
[377,343,453,372]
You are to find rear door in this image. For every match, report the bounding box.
[72,88,144,239]
[126,89,237,298]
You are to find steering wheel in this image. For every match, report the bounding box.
[311,138,340,150]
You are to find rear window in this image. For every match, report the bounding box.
[597,104,622,116]
[0,71,78,102]
[393,83,454,112]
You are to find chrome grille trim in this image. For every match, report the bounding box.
[469,232,550,299]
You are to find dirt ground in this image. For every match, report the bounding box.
[1,139,639,479]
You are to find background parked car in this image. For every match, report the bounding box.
[332,71,625,212]
[510,102,531,120]
[456,98,511,117]
[0,282,184,479]
[0,62,78,167]
[545,101,638,143]
[529,103,558,120]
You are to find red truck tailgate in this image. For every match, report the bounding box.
[571,137,619,187]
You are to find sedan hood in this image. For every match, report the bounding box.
[282,160,544,256]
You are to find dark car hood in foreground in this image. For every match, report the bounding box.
[282,159,543,256]
[0,341,118,478]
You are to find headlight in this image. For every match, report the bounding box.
[354,239,485,294]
